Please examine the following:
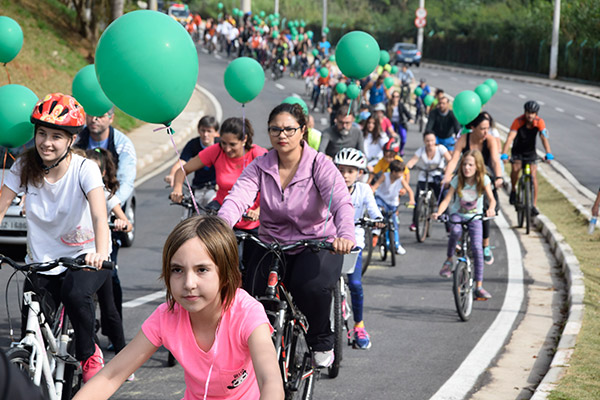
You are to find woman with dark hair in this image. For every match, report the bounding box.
[361,114,388,171]
[218,103,355,369]
[386,90,412,156]
[442,112,503,265]
[171,117,267,232]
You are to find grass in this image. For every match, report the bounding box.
[533,176,600,399]
[1,0,141,133]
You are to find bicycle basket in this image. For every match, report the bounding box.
[341,250,360,274]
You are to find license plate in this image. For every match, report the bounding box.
[405,58,413,62]
[0,217,27,231]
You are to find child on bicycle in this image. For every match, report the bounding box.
[165,116,220,206]
[334,148,383,349]
[432,150,497,300]
[73,215,284,400]
[371,159,415,255]
[0,93,110,382]
[370,138,411,185]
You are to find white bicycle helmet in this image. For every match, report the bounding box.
[334,148,367,170]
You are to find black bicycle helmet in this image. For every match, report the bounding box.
[524,100,540,113]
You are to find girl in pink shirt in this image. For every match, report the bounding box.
[73,216,283,400]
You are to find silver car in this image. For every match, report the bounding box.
[0,194,27,245]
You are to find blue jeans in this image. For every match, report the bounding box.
[375,196,401,246]
[347,249,364,323]
[436,136,456,152]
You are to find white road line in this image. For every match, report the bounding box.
[538,101,545,106]
[575,115,586,121]
[215,54,222,60]
[429,211,524,400]
[518,94,527,99]
[122,290,166,308]
[597,123,600,128]
[555,107,564,112]
[275,83,285,90]
[502,89,511,94]
[320,117,328,126]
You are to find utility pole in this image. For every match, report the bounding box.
[274,0,279,15]
[549,0,561,79]
[416,0,425,53]
[148,0,157,11]
[241,0,251,14]
[322,0,327,37]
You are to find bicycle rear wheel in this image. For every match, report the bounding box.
[389,231,397,267]
[415,194,429,243]
[328,280,343,379]
[7,347,52,398]
[453,261,473,321]
[378,230,388,262]
[285,322,315,400]
[362,227,373,276]
[525,179,533,234]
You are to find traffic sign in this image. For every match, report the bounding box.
[415,7,427,19]
[415,17,426,29]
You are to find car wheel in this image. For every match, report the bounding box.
[120,196,136,248]
[416,62,420,67]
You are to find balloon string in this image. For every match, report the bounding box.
[1,149,7,196]
[161,125,201,216]
[347,99,352,116]
[4,64,11,84]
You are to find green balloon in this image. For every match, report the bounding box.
[346,83,361,100]
[329,55,335,62]
[453,90,482,125]
[414,87,423,97]
[224,57,265,104]
[282,96,308,115]
[336,31,380,80]
[383,76,394,89]
[391,65,399,74]
[312,49,319,57]
[233,8,240,16]
[0,84,37,148]
[0,16,24,63]
[474,83,493,105]
[72,65,113,117]
[483,78,498,95]
[307,30,314,39]
[319,67,329,78]
[323,27,329,34]
[300,20,306,28]
[95,10,198,125]
[379,50,390,66]
[218,2,223,9]
[259,11,265,18]
[336,82,347,94]
[424,94,435,107]
[272,30,280,38]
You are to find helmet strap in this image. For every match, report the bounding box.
[40,137,73,175]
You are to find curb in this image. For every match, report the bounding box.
[423,62,600,100]
[530,214,585,400]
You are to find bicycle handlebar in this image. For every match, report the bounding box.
[0,254,114,272]
[235,231,337,253]
[355,217,384,227]
[436,213,495,224]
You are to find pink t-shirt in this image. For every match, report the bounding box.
[198,144,267,230]
[142,289,271,400]
[380,116,393,134]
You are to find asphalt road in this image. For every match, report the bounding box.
[0,51,515,400]
[415,65,600,193]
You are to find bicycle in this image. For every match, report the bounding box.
[354,217,383,277]
[375,203,412,267]
[1,254,113,400]
[437,214,494,321]
[513,156,541,235]
[414,96,425,133]
[235,232,325,399]
[400,83,411,109]
[413,166,444,243]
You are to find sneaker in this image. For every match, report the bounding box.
[353,327,372,349]
[531,206,540,216]
[395,244,406,255]
[313,349,334,368]
[409,223,416,232]
[126,373,135,382]
[439,261,452,278]
[509,190,516,205]
[474,287,492,300]
[82,344,104,383]
[483,246,494,265]
[379,245,385,259]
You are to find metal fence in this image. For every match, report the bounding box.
[424,36,600,83]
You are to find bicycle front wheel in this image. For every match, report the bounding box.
[389,232,397,267]
[328,281,343,379]
[415,194,429,243]
[525,178,533,234]
[516,180,525,228]
[453,261,473,321]
[7,347,52,398]
[362,226,373,276]
[285,323,315,400]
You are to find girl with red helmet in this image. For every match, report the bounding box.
[0,93,110,382]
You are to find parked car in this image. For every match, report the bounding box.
[0,193,27,246]
[391,42,421,67]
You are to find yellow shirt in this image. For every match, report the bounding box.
[373,155,410,180]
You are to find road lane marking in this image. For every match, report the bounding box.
[429,211,524,400]
[502,89,511,94]
[555,107,564,112]
[518,94,527,99]
[275,83,285,90]
[597,123,600,128]
[538,101,545,106]
[575,115,585,120]
[123,290,166,308]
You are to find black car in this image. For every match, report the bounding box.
[391,42,421,67]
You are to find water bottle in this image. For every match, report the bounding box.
[589,217,598,235]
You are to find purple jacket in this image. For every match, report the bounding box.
[218,144,355,245]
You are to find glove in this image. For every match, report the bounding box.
[545,153,554,161]
[500,153,509,161]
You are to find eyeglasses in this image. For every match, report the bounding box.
[337,120,354,126]
[268,125,303,137]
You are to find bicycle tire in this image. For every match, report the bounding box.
[516,179,525,228]
[167,351,177,367]
[389,231,397,267]
[418,114,424,133]
[362,227,373,276]
[61,332,82,400]
[379,229,388,262]
[7,347,52,398]
[453,261,473,321]
[415,194,429,243]
[328,281,343,379]
[525,178,533,234]
[285,323,315,400]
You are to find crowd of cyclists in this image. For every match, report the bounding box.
[0,9,564,399]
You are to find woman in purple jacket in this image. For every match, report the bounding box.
[218,103,355,369]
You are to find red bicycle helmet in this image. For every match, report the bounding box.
[383,137,400,153]
[30,93,86,135]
